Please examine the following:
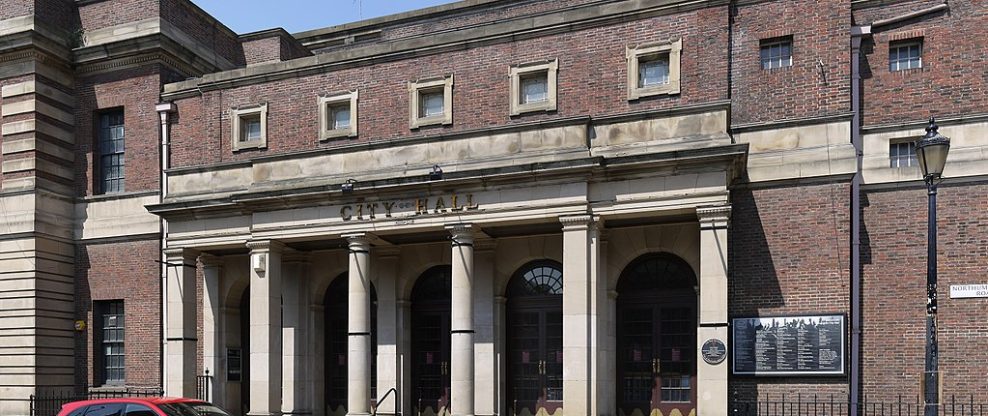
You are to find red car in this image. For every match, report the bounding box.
[56,397,230,416]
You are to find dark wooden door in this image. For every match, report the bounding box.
[412,308,451,416]
[411,266,453,416]
[507,303,563,416]
[617,300,696,416]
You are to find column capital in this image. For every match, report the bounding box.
[199,253,224,269]
[246,239,285,253]
[343,233,373,252]
[697,204,731,229]
[446,223,475,246]
[163,247,199,264]
[559,214,600,231]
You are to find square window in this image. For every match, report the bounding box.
[627,39,682,100]
[419,88,445,117]
[890,140,918,168]
[231,104,267,151]
[241,115,261,142]
[408,75,453,129]
[520,72,548,104]
[638,53,670,87]
[510,59,558,115]
[319,91,358,140]
[760,37,793,70]
[889,39,922,71]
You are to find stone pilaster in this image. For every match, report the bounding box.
[374,246,401,415]
[247,240,284,416]
[696,205,731,416]
[344,234,373,416]
[560,214,604,415]
[165,247,200,398]
[282,250,312,415]
[200,254,225,407]
[472,238,497,416]
[447,224,476,416]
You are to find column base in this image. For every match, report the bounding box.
[246,412,283,416]
[345,412,372,416]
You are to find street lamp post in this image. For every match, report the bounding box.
[914,117,950,416]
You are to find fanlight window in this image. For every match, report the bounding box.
[412,265,453,301]
[617,253,696,293]
[509,261,563,297]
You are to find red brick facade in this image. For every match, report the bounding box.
[1,0,986,411]
[75,238,162,388]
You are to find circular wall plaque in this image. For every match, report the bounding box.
[701,338,727,365]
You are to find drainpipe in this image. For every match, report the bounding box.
[849,24,870,416]
[156,102,176,391]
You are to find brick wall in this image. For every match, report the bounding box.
[75,238,162,388]
[242,37,284,66]
[729,182,852,398]
[730,0,852,125]
[159,0,245,67]
[74,66,163,197]
[169,6,730,167]
[856,0,988,126]
[861,182,988,401]
[77,0,160,32]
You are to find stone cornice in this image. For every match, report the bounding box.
[245,239,285,252]
[161,0,728,98]
[861,113,988,134]
[147,143,748,221]
[730,112,854,133]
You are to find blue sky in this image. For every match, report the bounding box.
[192,0,460,34]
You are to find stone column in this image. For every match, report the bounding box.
[696,205,731,416]
[560,214,603,415]
[493,296,507,416]
[448,224,476,416]
[201,254,225,406]
[375,247,401,415]
[164,247,199,398]
[283,251,312,415]
[397,299,412,416]
[247,240,284,416]
[472,239,496,416]
[345,234,373,416]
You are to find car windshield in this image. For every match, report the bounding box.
[158,402,231,416]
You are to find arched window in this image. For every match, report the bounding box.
[617,252,696,294]
[507,261,563,297]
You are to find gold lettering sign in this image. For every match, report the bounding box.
[340,194,479,221]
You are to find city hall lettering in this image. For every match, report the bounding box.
[339,194,479,221]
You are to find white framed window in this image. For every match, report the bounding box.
[889,39,922,72]
[409,75,453,129]
[509,59,558,116]
[626,39,682,100]
[889,139,917,168]
[319,91,358,140]
[96,300,125,386]
[231,103,267,151]
[760,37,793,70]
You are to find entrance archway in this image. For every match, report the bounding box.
[616,253,697,416]
[506,260,563,416]
[324,273,378,416]
[410,265,452,416]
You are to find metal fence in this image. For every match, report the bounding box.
[731,394,988,416]
[196,370,213,402]
[30,386,163,416]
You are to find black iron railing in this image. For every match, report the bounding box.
[731,393,988,416]
[30,386,163,416]
[196,369,213,402]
